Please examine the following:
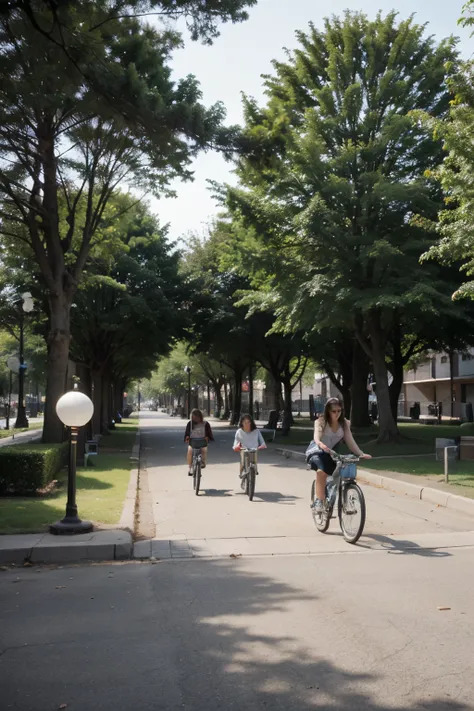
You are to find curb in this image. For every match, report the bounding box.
[274,447,474,518]
[119,427,141,531]
[0,530,133,565]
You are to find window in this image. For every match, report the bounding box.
[462,353,473,362]
[441,356,448,364]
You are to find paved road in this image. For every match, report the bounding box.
[1,412,474,711]
[136,413,474,557]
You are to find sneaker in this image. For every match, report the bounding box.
[240,476,247,491]
[311,499,324,513]
[188,470,193,477]
[201,462,206,469]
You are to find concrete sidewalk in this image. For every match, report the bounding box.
[0,530,133,565]
[274,446,474,516]
[0,428,42,447]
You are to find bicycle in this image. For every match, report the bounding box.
[240,448,258,501]
[310,451,366,544]
[190,438,207,496]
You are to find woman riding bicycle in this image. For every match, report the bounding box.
[233,414,266,486]
[184,408,214,476]
[307,397,371,512]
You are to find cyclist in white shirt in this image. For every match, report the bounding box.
[233,413,267,482]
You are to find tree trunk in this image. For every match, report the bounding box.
[325,365,351,416]
[223,379,230,419]
[281,379,294,434]
[371,342,400,443]
[213,383,224,414]
[92,372,102,435]
[350,341,370,427]
[100,372,111,434]
[42,294,71,443]
[248,363,254,419]
[230,372,243,426]
[389,361,404,423]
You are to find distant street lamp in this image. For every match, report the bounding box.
[14,292,34,429]
[50,386,94,535]
[184,365,192,418]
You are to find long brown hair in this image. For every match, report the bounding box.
[191,408,204,427]
[322,397,345,427]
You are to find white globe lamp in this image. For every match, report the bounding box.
[50,386,94,535]
[56,389,94,427]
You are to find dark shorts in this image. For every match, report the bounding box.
[189,438,208,449]
[309,451,336,476]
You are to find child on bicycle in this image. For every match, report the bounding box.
[233,413,267,484]
[184,408,214,476]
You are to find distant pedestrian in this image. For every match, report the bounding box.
[184,408,214,476]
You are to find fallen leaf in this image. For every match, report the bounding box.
[23,561,33,567]
[59,705,68,709]
[438,606,451,611]
[230,554,242,559]
[55,586,66,590]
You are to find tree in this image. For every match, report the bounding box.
[0,2,250,441]
[419,56,474,301]
[69,198,185,431]
[227,11,458,442]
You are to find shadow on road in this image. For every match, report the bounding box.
[359,533,452,557]
[0,550,469,709]
[252,491,301,504]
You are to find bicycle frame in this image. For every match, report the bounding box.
[241,448,258,472]
[325,452,359,506]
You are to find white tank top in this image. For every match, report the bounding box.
[190,422,206,439]
[319,423,344,450]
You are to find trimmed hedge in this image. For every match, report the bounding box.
[0,443,68,495]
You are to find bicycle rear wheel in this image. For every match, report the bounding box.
[248,464,256,501]
[339,482,366,544]
[194,462,201,496]
[311,480,331,533]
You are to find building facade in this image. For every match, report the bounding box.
[402,349,474,420]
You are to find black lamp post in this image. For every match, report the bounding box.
[14,292,34,429]
[184,366,192,418]
[50,386,94,535]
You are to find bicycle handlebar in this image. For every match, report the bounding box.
[328,450,360,463]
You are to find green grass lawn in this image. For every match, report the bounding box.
[0,418,138,535]
[363,457,474,495]
[271,422,474,457]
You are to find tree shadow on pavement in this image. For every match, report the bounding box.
[146,557,467,711]
[0,555,470,710]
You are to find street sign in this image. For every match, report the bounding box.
[6,356,20,374]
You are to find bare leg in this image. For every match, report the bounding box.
[201,447,207,466]
[316,469,327,501]
[187,446,192,469]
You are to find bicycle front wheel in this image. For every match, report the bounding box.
[339,482,366,544]
[311,480,331,533]
[194,462,201,496]
[248,464,256,501]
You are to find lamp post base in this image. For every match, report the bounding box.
[49,518,93,535]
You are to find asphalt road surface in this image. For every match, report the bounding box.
[1,412,473,711]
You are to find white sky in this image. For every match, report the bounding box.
[149,0,473,244]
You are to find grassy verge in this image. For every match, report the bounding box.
[0,418,138,535]
[0,421,43,439]
[363,457,474,496]
[271,422,474,457]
